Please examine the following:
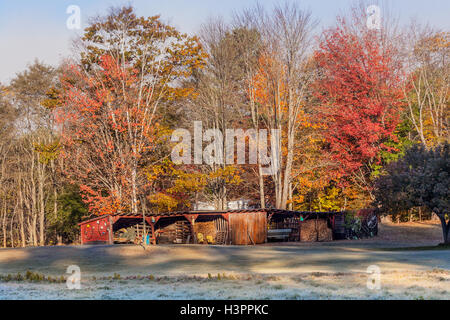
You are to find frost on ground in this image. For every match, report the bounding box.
[0,221,448,300]
[1,270,449,300]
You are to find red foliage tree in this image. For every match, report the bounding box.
[314,20,403,194]
[57,56,153,214]
[55,7,205,216]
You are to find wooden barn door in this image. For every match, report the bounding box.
[229,212,267,245]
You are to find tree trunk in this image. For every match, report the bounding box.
[2,201,7,248]
[281,143,294,209]
[19,212,26,247]
[10,211,16,248]
[288,182,293,210]
[280,109,295,210]
[258,163,265,209]
[250,97,265,209]
[437,214,450,244]
[19,206,26,248]
[18,188,26,247]
[38,161,46,246]
[30,153,38,246]
[31,214,38,247]
[131,165,138,215]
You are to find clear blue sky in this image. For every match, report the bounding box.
[1,0,449,83]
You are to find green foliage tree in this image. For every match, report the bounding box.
[46,185,87,244]
[374,143,450,243]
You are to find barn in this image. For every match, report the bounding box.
[78,209,353,245]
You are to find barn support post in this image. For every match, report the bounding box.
[331,215,336,235]
[220,213,232,245]
[145,216,160,245]
[80,223,86,245]
[150,223,155,245]
[298,214,303,242]
[183,214,198,244]
[264,212,268,243]
[108,215,114,245]
[266,212,276,244]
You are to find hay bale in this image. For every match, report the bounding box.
[300,219,332,242]
[193,221,217,243]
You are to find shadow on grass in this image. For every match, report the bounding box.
[376,243,450,251]
[1,242,449,278]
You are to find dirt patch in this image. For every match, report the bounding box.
[376,220,443,243]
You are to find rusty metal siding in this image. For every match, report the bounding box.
[229,211,267,245]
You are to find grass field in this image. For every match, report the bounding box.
[0,221,449,300]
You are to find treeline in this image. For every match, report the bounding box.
[0,63,86,246]
[0,2,448,247]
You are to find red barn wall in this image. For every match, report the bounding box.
[80,215,113,245]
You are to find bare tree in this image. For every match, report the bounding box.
[184,18,251,210]
[402,25,449,146]
[0,62,57,247]
[235,2,318,209]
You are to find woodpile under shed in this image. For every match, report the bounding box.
[158,220,191,244]
[300,218,333,242]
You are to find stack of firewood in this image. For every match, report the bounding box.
[300,219,332,242]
